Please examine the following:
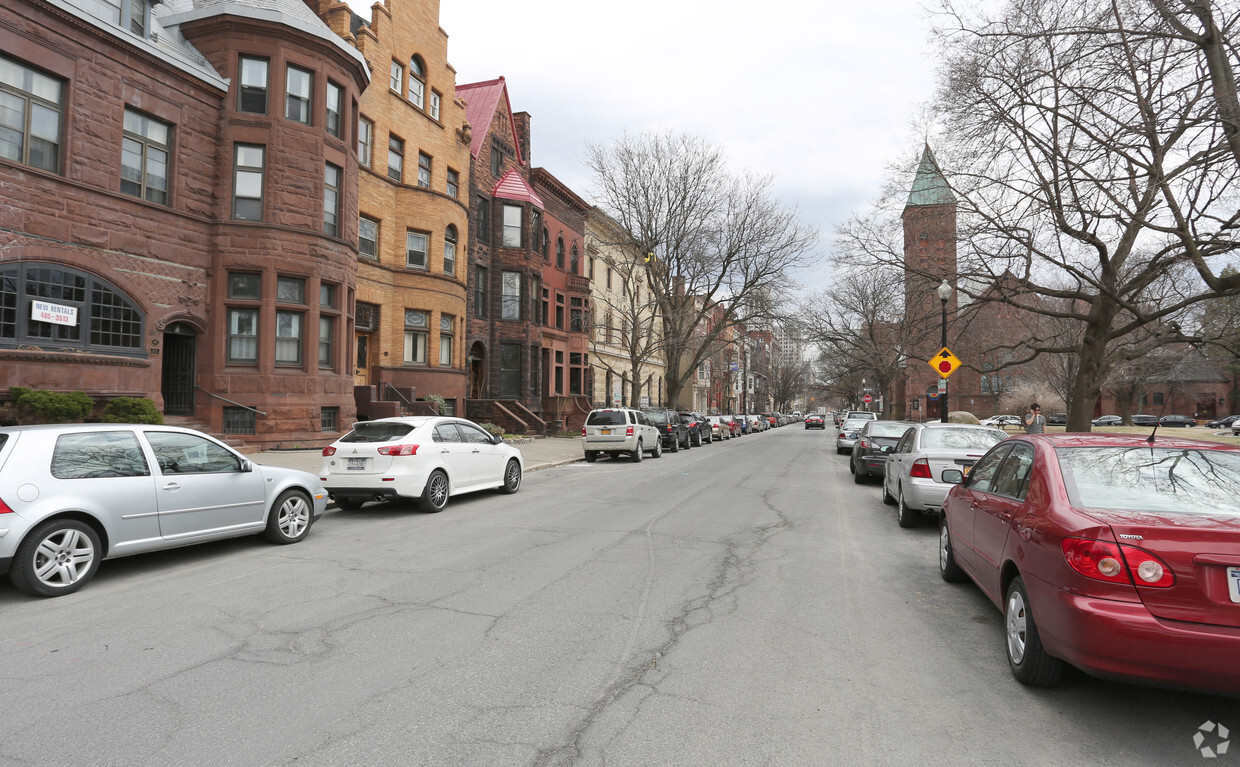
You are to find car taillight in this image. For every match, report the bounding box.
[909,459,932,479]
[582,426,587,436]
[858,440,871,450]
[626,425,634,436]
[322,446,337,456]
[0,497,11,514]
[1061,538,1175,587]
[666,425,674,433]
[377,444,420,456]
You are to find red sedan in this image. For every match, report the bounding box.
[938,433,1240,694]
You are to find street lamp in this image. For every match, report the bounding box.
[937,279,953,423]
[861,378,866,411]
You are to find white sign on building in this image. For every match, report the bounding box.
[30,300,78,327]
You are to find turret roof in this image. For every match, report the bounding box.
[907,144,957,207]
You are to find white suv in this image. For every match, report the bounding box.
[581,408,663,462]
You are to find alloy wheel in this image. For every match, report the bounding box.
[1006,589,1028,664]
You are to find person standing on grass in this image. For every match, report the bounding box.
[1024,403,1046,434]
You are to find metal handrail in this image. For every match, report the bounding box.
[193,385,267,416]
[384,382,415,408]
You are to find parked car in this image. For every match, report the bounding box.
[1206,414,1240,429]
[938,433,1240,695]
[580,408,662,462]
[836,418,870,455]
[980,415,1022,428]
[1091,415,1123,427]
[1131,414,1159,426]
[323,416,524,511]
[850,420,916,484]
[706,416,731,440]
[1159,414,1196,428]
[736,416,751,435]
[1046,412,1068,425]
[847,411,878,422]
[804,414,826,429]
[881,422,1007,528]
[0,424,326,597]
[677,411,712,446]
[645,409,692,452]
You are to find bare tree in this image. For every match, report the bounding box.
[586,132,819,407]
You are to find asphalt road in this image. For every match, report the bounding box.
[0,427,1233,766]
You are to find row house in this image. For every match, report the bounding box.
[585,208,668,409]
[318,0,471,418]
[1,0,369,446]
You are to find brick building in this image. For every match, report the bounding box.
[1,0,368,447]
[318,0,471,418]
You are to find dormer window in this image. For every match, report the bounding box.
[99,0,148,36]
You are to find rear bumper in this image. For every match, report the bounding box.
[1027,575,1240,695]
[858,455,888,474]
[582,436,638,453]
[902,478,948,511]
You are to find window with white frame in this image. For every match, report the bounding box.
[285,65,312,124]
[359,216,378,259]
[389,60,402,92]
[318,315,334,369]
[325,81,342,138]
[237,56,268,114]
[439,315,453,367]
[408,57,425,109]
[446,168,458,198]
[275,311,302,366]
[323,163,341,236]
[120,107,170,204]
[443,225,457,276]
[417,151,431,188]
[232,144,264,221]
[227,308,257,364]
[502,205,522,248]
[404,309,428,363]
[0,54,64,173]
[388,135,403,181]
[358,117,372,166]
[501,271,521,320]
[430,90,441,120]
[406,229,429,269]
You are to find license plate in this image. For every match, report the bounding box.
[600,428,611,435]
[347,458,366,470]
[1228,567,1240,603]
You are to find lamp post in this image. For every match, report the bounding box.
[937,279,953,423]
[861,378,867,411]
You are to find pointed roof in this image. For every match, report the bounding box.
[492,169,543,208]
[456,77,524,163]
[907,144,957,207]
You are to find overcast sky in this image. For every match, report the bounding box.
[345,0,942,288]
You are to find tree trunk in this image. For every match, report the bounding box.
[1067,327,1113,432]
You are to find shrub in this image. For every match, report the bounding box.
[478,422,505,437]
[10,388,95,423]
[103,397,164,424]
[996,382,1065,416]
[423,393,446,415]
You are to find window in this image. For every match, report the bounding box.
[404,309,428,363]
[359,216,378,259]
[0,264,144,354]
[358,117,373,166]
[387,135,403,182]
[275,310,303,366]
[1153,392,1165,406]
[389,60,402,92]
[408,57,425,109]
[227,308,258,363]
[94,0,149,36]
[476,196,489,244]
[232,144,264,221]
[443,225,457,276]
[570,297,585,332]
[570,245,579,274]
[326,81,342,138]
[406,230,429,269]
[439,315,453,367]
[51,431,148,479]
[321,406,338,432]
[531,277,541,324]
[540,287,549,326]
[229,273,260,299]
[318,315,334,369]
[120,107,170,205]
[237,56,268,114]
[285,65,312,124]
[502,205,522,247]
[499,342,520,397]
[991,443,1035,499]
[607,267,612,289]
[501,271,521,320]
[541,229,549,259]
[417,151,431,188]
[490,146,501,177]
[589,257,595,280]
[963,444,1013,494]
[446,168,458,198]
[0,54,64,173]
[570,352,584,395]
[323,163,341,236]
[276,276,305,303]
[223,407,256,435]
[554,350,564,394]
[430,90,441,120]
[556,237,565,269]
[555,293,565,329]
[474,265,487,318]
[320,282,336,308]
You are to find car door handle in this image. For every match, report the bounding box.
[162,482,181,491]
[472,449,480,454]
[441,449,451,454]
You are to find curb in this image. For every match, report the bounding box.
[527,458,583,472]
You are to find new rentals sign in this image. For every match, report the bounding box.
[30,300,78,327]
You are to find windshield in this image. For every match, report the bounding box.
[922,428,1005,450]
[869,423,912,438]
[1057,446,1240,516]
[586,410,627,426]
[341,422,417,442]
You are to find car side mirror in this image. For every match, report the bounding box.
[881,445,893,453]
[941,469,964,484]
[492,433,504,445]
[240,459,254,473]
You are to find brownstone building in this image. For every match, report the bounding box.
[317,0,471,418]
[1,0,368,447]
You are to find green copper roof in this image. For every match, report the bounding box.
[907,145,957,207]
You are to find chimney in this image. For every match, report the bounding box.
[513,111,532,165]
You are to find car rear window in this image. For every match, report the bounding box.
[645,411,669,424]
[870,422,911,438]
[1057,446,1240,516]
[841,420,867,431]
[341,422,417,442]
[922,428,1006,450]
[586,410,627,426]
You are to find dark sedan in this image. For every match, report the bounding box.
[1206,414,1240,429]
[1091,415,1122,427]
[850,420,915,484]
[642,409,692,452]
[805,414,826,429]
[1131,414,1159,426]
[677,411,712,446]
[1158,414,1196,428]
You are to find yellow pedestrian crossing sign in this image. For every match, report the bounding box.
[929,347,961,379]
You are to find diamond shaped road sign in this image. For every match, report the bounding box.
[929,347,962,379]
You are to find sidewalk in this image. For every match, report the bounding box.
[250,436,584,474]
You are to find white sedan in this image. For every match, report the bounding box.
[320,417,523,512]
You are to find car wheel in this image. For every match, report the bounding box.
[10,518,102,597]
[853,463,866,484]
[334,497,365,511]
[668,436,679,453]
[939,516,968,583]
[693,431,703,447]
[848,456,856,474]
[421,469,450,512]
[897,487,918,528]
[500,459,522,494]
[882,480,895,505]
[264,489,313,544]
[1005,576,1065,686]
[584,451,598,463]
[652,439,663,458]
[632,440,643,462]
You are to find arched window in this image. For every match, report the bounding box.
[556,236,565,269]
[542,229,549,259]
[0,263,145,356]
[570,244,580,274]
[444,225,458,276]
[408,56,425,109]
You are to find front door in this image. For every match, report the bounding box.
[355,333,370,387]
[161,324,196,416]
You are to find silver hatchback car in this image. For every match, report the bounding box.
[0,424,327,597]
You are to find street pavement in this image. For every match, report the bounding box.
[252,435,585,475]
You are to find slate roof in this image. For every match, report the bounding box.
[907,144,957,207]
[456,77,524,163]
[1147,347,1229,383]
[492,169,544,208]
